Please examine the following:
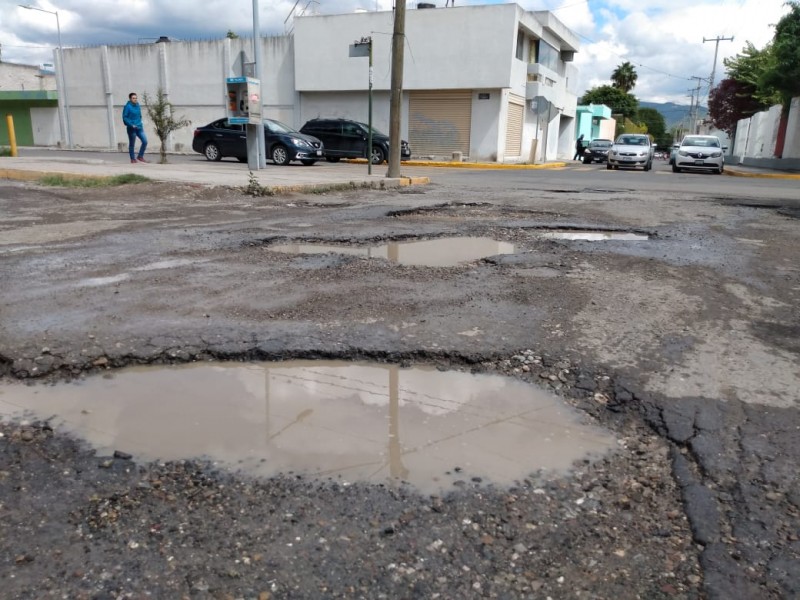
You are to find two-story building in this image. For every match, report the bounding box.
[43,3,581,162]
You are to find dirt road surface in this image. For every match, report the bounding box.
[1,167,798,599]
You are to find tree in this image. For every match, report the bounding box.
[708,78,764,134]
[611,61,638,93]
[636,107,670,149]
[723,42,782,107]
[760,1,800,104]
[142,89,191,164]
[226,30,239,39]
[579,85,639,120]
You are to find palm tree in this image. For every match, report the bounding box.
[611,61,638,93]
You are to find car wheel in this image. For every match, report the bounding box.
[370,145,386,165]
[583,157,592,164]
[271,145,290,166]
[606,163,612,170]
[204,142,222,162]
[325,157,341,163]
[644,162,651,171]
[300,159,317,166]
[672,164,681,173]
[717,165,724,174]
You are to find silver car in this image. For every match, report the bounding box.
[672,135,725,174]
[607,134,653,171]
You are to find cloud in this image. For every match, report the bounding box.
[0,0,792,105]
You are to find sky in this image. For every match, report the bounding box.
[0,0,792,106]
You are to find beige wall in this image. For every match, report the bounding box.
[0,62,56,91]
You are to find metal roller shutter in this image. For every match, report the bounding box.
[505,95,524,157]
[409,90,472,157]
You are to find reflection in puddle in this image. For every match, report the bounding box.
[0,362,615,493]
[537,230,649,241]
[269,237,515,267]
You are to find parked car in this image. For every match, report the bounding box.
[607,134,653,171]
[582,139,613,164]
[299,118,411,164]
[672,135,726,174]
[192,118,324,165]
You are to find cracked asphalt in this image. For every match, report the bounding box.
[1,161,799,599]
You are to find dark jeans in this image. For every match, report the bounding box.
[127,126,148,160]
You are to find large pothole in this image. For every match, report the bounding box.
[0,361,616,493]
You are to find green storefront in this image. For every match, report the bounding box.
[0,90,58,146]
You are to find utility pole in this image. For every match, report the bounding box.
[387,0,406,178]
[690,76,705,134]
[703,35,734,91]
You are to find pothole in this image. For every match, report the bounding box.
[0,361,616,493]
[536,230,649,241]
[268,237,516,267]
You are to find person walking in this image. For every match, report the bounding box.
[122,92,148,163]
[573,134,585,161]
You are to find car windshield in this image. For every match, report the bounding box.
[264,120,297,134]
[617,136,647,146]
[590,141,612,148]
[683,137,719,148]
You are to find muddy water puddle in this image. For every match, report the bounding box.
[269,237,515,267]
[0,361,615,493]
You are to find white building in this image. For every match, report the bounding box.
[43,3,581,162]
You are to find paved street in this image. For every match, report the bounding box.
[1,154,799,599]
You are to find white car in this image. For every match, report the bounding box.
[607,134,653,171]
[672,135,725,174]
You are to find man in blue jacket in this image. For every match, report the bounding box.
[122,92,148,163]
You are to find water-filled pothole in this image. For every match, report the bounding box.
[0,361,615,493]
[268,237,515,267]
[537,230,649,241]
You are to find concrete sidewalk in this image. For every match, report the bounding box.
[0,154,434,192]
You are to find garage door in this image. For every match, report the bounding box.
[505,95,524,157]
[409,90,472,157]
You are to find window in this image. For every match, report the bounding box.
[516,29,525,61]
[535,40,559,72]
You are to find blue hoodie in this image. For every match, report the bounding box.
[122,100,143,129]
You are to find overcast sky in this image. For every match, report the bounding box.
[1,0,791,105]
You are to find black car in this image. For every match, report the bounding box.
[299,118,411,164]
[192,118,324,165]
[582,139,613,164]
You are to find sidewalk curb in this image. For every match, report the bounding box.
[724,168,800,180]
[343,159,567,170]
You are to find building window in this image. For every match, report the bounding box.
[516,29,525,61]
[535,39,559,72]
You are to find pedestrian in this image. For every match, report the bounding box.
[123,92,148,163]
[574,134,585,161]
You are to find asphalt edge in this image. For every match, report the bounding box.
[723,167,800,180]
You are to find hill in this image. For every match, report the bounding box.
[639,101,707,130]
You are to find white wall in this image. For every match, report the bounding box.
[471,90,502,161]
[0,62,56,91]
[783,97,800,159]
[293,5,519,92]
[62,36,295,150]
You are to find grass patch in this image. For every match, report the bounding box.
[0,146,12,157]
[37,173,150,187]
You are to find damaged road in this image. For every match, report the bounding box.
[0,165,799,599]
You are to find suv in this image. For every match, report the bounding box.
[300,118,411,164]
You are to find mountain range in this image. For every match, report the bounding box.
[640,101,708,130]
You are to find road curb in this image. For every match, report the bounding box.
[343,159,567,170]
[724,168,800,180]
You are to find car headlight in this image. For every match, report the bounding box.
[711,151,721,158]
[291,138,310,147]
[637,151,646,157]
[678,150,689,156]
